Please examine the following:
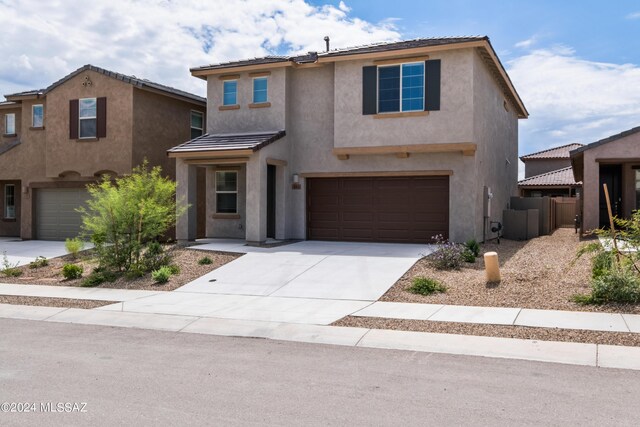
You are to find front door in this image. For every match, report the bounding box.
[267,164,276,239]
[599,164,623,228]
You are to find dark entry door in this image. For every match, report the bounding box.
[267,165,276,239]
[599,164,623,228]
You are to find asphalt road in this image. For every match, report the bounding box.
[1,318,639,426]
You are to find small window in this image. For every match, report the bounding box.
[377,62,425,113]
[253,77,268,103]
[215,171,238,214]
[4,113,15,135]
[79,98,97,138]
[32,104,44,127]
[190,111,204,139]
[223,81,237,106]
[4,184,15,219]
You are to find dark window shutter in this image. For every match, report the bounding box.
[69,99,79,139]
[425,59,441,111]
[362,66,377,115]
[97,97,107,138]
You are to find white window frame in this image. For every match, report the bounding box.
[222,80,238,106]
[32,104,44,128]
[252,77,268,104]
[215,171,238,214]
[4,113,15,135]
[190,110,204,138]
[377,61,425,114]
[4,184,15,219]
[79,97,97,139]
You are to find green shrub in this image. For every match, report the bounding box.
[65,238,85,259]
[591,267,640,304]
[29,256,49,269]
[62,264,83,280]
[198,256,213,265]
[464,239,481,257]
[461,249,476,263]
[408,277,446,295]
[167,264,180,275]
[591,250,615,279]
[81,270,117,287]
[428,235,465,270]
[151,266,172,283]
[78,161,185,273]
[1,252,22,277]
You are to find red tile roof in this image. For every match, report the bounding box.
[520,143,584,160]
[518,167,582,187]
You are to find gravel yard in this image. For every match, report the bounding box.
[334,316,640,347]
[0,295,114,309]
[0,247,239,291]
[383,228,640,314]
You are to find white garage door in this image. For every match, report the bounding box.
[36,188,90,240]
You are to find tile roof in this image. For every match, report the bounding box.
[191,36,487,72]
[168,130,286,155]
[570,125,640,156]
[5,65,205,104]
[520,143,584,160]
[518,167,582,187]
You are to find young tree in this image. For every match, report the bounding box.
[78,161,186,272]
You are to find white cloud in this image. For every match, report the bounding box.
[0,0,399,97]
[626,11,640,19]
[515,36,537,49]
[508,45,640,171]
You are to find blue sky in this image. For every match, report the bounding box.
[1,0,640,176]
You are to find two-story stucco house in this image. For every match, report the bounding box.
[170,36,528,244]
[0,65,206,240]
[517,143,583,197]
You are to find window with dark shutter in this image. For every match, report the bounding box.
[362,66,377,115]
[424,60,441,111]
[97,97,107,138]
[69,99,79,139]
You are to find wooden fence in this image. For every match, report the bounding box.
[551,197,578,228]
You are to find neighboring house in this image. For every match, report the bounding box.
[570,126,640,232]
[0,65,206,240]
[170,36,528,244]
[518,143,583,197]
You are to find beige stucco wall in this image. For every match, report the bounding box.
[472,50,520,241]
[206,68,286,133]
[581,133,640,231]
[524,158,571,178]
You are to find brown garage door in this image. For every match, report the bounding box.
[307,176,449,243]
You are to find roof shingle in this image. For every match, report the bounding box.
[168,130,286,155]
[520,143,584,160]
[518,167,581,187]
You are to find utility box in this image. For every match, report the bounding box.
[510,196,552,235]
[503,208,540,240]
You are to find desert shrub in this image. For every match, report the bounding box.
[151,266,172,283]
[464,239,481,257]
[29,256,49,269]
[167,264,180,275]
[198,256,213,265]
[78,161,185,274]
[408,277,446,295]
[591,250,615,279]
[81,270,117,287]
[461,249,476,263]
[65,237,85,259]
[590,266,640,304]
[1,252,22,277]
[62,264,83,280]
[428,235,465,270]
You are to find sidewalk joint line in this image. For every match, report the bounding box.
[512,308,523,326]
[42,307,70,321]
[426,304,446,320]
[266,255,331,296]
[620,314,631,333]
[177,316,203,332]
[354,328,372,347]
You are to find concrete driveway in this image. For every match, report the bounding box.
[97,240,434,325]
[179,240,432,301]
[0,238,70,266]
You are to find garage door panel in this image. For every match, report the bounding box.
[307,176,449,243]
[36,188,89,241]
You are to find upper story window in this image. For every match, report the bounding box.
[223,81,237,106]
[215,171,238,214]
[79,98,97,138]
[4,184,15,219]
[191,111,204,139]
[252,77,268,103]
[4,113,15,135]
[32,104,44,128]
[378,62,425,113]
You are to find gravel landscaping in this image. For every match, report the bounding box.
[0,247,240,291]
[334,316,640,347]
[383,228,640,314]
[0,295,114,309]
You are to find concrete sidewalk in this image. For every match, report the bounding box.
[0,283,162,302]
[1,303,639,371]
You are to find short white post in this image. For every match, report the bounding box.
[484,251,501,283]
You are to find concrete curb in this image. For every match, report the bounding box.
[1,303,639,371]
